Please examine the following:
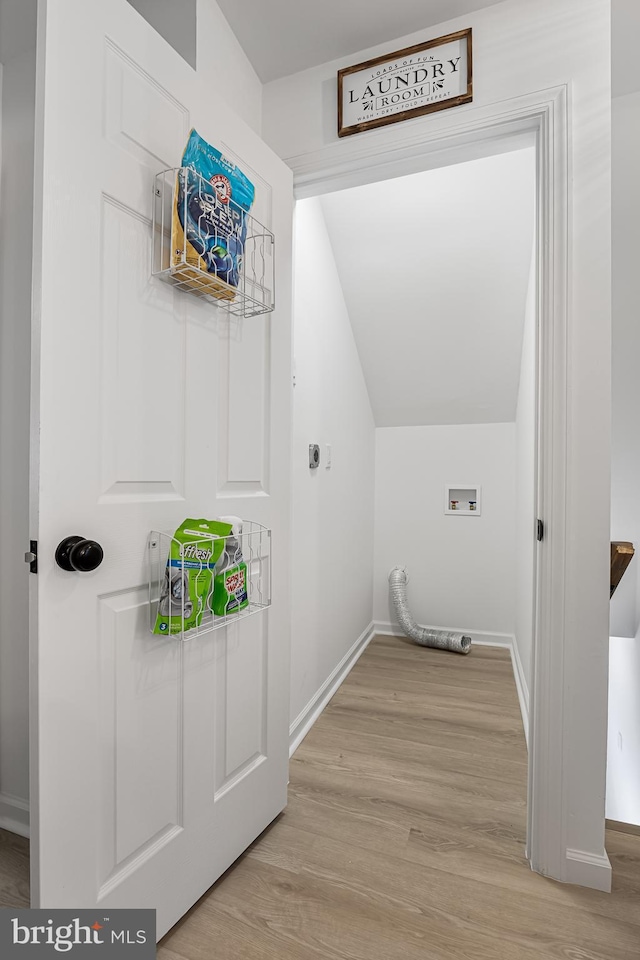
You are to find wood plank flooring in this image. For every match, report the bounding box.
[160,636,640,960]
[1,636,638,958]
[0,828,29,908]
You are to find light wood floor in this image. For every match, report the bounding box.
[0,828,29,908]
[160,636,640,960]
[1,637,638,957]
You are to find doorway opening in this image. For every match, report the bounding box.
[290,140,538,855]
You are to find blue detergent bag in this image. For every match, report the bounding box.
[173,129,255,289]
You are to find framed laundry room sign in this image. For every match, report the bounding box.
[337,28,472,137]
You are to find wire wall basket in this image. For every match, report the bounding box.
[148,522,271,640]
[152,166,275,317]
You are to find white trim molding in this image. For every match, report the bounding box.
[289,93,539,201]
[289,622,375,756]
[374,621,512,649]
[511,638,530,749]
[565,848,612,894]
[0,791,30,839]
[290,83,612,893]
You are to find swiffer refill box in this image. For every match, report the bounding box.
[153,518,233,635]
[171,129,255,299]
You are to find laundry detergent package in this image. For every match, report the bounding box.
[211,516,249,617]
[171,128,255,299]
[153,518,233,635]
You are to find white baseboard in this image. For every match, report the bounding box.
[510,636,530,747]
[289,622,375,757]
[373,621,513,648]
[374,621,530,746]
[0,792,30,839]
[565,847,612,892]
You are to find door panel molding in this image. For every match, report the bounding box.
[99,195,187,502]
[98,587,185,890]
[104,37,189,171]
[30,0,293,934]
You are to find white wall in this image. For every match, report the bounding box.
[514,246,537,698]
[612,0,640,99]
[290,197,375,742]
[606,90,640,824]
[610,90,640,639]
[0,0,37,835]
[374,423,515,641]
[216,0,510,85]
[126,0,263,134]
[126,0,197,69]
[607,637,640,825]
[196,0,263,135]
[264,0,612,884]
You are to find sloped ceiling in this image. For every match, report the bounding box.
[216,0,510,83]
[217,0,630,96]
[318,147,536,428]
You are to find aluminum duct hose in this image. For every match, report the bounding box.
[388,567,471,655]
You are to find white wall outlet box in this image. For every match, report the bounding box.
[325,444,332,468]
[445,484,482,516]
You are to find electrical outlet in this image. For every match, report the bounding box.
[309,444,320,469]
[325,444,332,468]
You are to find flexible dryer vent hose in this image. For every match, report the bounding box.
[388,568,472,655]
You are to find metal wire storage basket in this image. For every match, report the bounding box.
[148,522,271,640]
[152,166,275,317]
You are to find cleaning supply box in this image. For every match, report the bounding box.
[211,517,249,617]
[154,518,232,635]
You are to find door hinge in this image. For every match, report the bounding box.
[536,519,544,542]
[24,540,38,574]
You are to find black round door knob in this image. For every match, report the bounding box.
[55,536,104,572]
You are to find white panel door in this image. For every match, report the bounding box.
[30,0,292,937]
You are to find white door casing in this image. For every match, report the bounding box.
[287,87,611,892]
[30,0,292,936]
